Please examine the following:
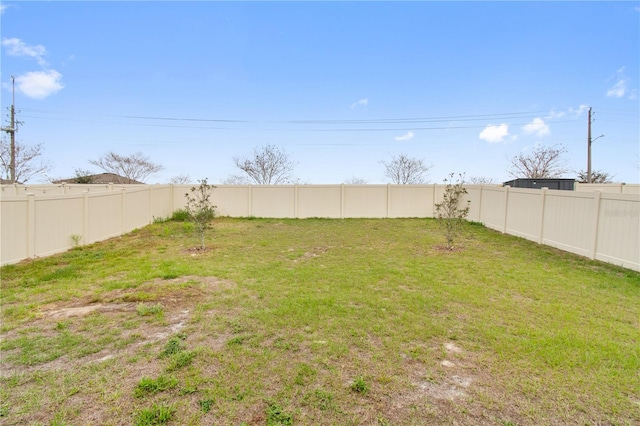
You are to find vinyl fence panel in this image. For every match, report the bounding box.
[2,184,639,271]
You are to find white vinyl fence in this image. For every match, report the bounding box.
[1,183,639,271]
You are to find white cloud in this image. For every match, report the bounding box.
[547,110,565,119]
[606,67,636,99]
[607,79,627,98]
[479,124,509,143]
[523,117,550,137]
[546,105,588,120]
[15,70,64,99]
[0,5,8,14]
[2,38,48,66]
[350,98,368,109]
[569,104,589,116]
[394,131,414,141]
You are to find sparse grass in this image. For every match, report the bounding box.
[136,302,164,318]
[165,350,197,372]
[0,217,638,425]
[134,403,175,426]
[134,375,179,398]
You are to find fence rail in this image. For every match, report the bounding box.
[1,183,638,271]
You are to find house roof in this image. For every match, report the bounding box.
[52,173,144,184]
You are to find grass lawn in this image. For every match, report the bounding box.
[1,217,638,425]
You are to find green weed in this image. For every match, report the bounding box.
[351,376,369,394]
[159,336,185,358]
[198,398,214,413]
[266,402,293,426]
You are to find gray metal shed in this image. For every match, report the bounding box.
[503,178,575,190]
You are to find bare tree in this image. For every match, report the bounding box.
[576,169,614,184]
[508,145,568,179]
[0,138,52,183]
[380,153,431,184]
[73,169,95,184]
[467,176,495,184]
[233,144,296,185]
[169,174,191,184]
[223,174,251,185]
[344,176,368,184]
[89,151,163,183]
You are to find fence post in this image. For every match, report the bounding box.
[26,193,36,259]
[475,185,483,222]
[170,184,175,215]
[340,184,345,219]
[121,188,126,233]
[83,191,90,244]
[432,184,437,217]
[539,187,548,244]
[590,190,603,260]
[149,186,154,223]
[502,186,510,233]
[386,184,391,218]
[248,185,253,217]
[294,184,298,218]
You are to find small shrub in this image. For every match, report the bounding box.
[134,404,175,426]
[350,376,369,394]
[170,208,190,222]
[435,172,470,250]
[184,178,217,249]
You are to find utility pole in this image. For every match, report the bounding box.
[587,107,592,184]
[587,107,604,184]
[1,76,17,183]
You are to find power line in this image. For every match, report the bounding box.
[18,108,580,127]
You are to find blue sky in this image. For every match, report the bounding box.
[1,1,638,184]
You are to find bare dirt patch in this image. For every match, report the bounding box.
[432,244,465,253]
[185,246,213,255]
[0,276,234,375]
